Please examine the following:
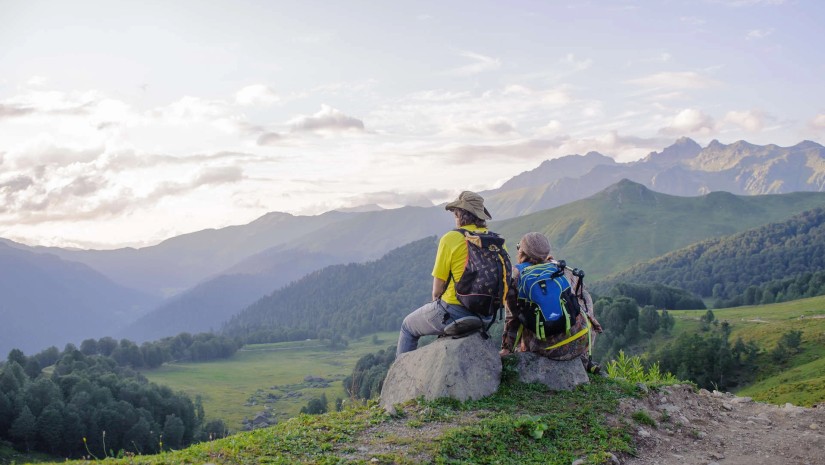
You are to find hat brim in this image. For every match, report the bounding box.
[445,201,492,220]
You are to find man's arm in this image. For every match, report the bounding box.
[432,277,447,301]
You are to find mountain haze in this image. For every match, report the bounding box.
[120,207,453,342]
[0,243,158,354]
[18,210,354,297]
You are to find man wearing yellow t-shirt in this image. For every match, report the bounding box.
[396,191,497,356]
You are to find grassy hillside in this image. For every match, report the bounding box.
[663,295,825,406]
[33,372,640,465]
[141,332,399,429]
[594,207,825,301]
[494,179,825,280]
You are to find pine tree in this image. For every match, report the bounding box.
[10,405,36,451]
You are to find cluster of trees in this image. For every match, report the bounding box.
[0,348,226,459]
[770,330,803,364]
[599,207,825,306]
[70,332,240,369]
[298,393,343,415]
[343,346,397,400]
[222,238,435,343]
[714,270,825,308]
[652,312,760,390]
[607,282,705,310]
[592,296,675,363]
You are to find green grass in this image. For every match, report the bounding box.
[663,295,825,406]
[0,440,54,465]
[141,332,399,429]
[34,373,646,465]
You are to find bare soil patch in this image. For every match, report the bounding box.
[618,384,825,465]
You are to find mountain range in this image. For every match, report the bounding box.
[2,138,825,355]
[0,242,158,354]
[482,138,825,219]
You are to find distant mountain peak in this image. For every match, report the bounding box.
[794,140,825,150]
[494,151,616,193]
[598,179,657,205]
[642,138,702,165]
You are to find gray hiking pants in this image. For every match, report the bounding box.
[395,299,491,356]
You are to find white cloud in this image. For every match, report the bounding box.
[659,108,716,136]
[26,76,48,87]
[627,71,720,90]
[810,114,825,130]
[503,85,531,96]
[257,132,285,146]
[448,51,501,76]
[288,105,365,133]
[0,103,35,119]
[341,190,443,209]
[539,120,562,134]
[562,53,593,71]
[746,28,774,40]
[456,119,518,136]
[542,87,574,106]
[153,96,228,123]
[680,16,706,26]
[235,84,280,106]
[723,109,765,131]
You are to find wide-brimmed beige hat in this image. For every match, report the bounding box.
[445,191,492,220]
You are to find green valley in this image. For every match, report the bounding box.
[141,332,400,429]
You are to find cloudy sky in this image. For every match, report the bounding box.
[1,0,824,249]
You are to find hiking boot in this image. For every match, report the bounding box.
[586,360,601,375]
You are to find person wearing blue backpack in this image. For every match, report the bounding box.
[396,191,512,356]
[499,232,603,373]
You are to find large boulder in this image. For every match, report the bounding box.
[512,352,589,390]
[379,333,501,413]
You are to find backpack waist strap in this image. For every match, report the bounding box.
[544,318,590,351]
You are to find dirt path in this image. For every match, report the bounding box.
[342,385,825,464]
[619,384,825,465]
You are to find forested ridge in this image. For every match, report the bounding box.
[221,237,436,342]
[594,207,825,306]
[0,333,237,459]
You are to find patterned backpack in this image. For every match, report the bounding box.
[449,228,513,321]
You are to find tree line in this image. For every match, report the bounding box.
[0,348,227,459]
[343,346,397,400]
[596,207,825,307]
[0,332,237,459]
[73,332,241,369]
[714,270,825,308]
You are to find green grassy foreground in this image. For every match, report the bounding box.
[666,295,825,406]
[31,372,644,465]
[141,332,399,428]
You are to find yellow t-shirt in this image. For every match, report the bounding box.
[432,225,488,305]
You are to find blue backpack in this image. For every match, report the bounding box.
[515,260,583,340]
